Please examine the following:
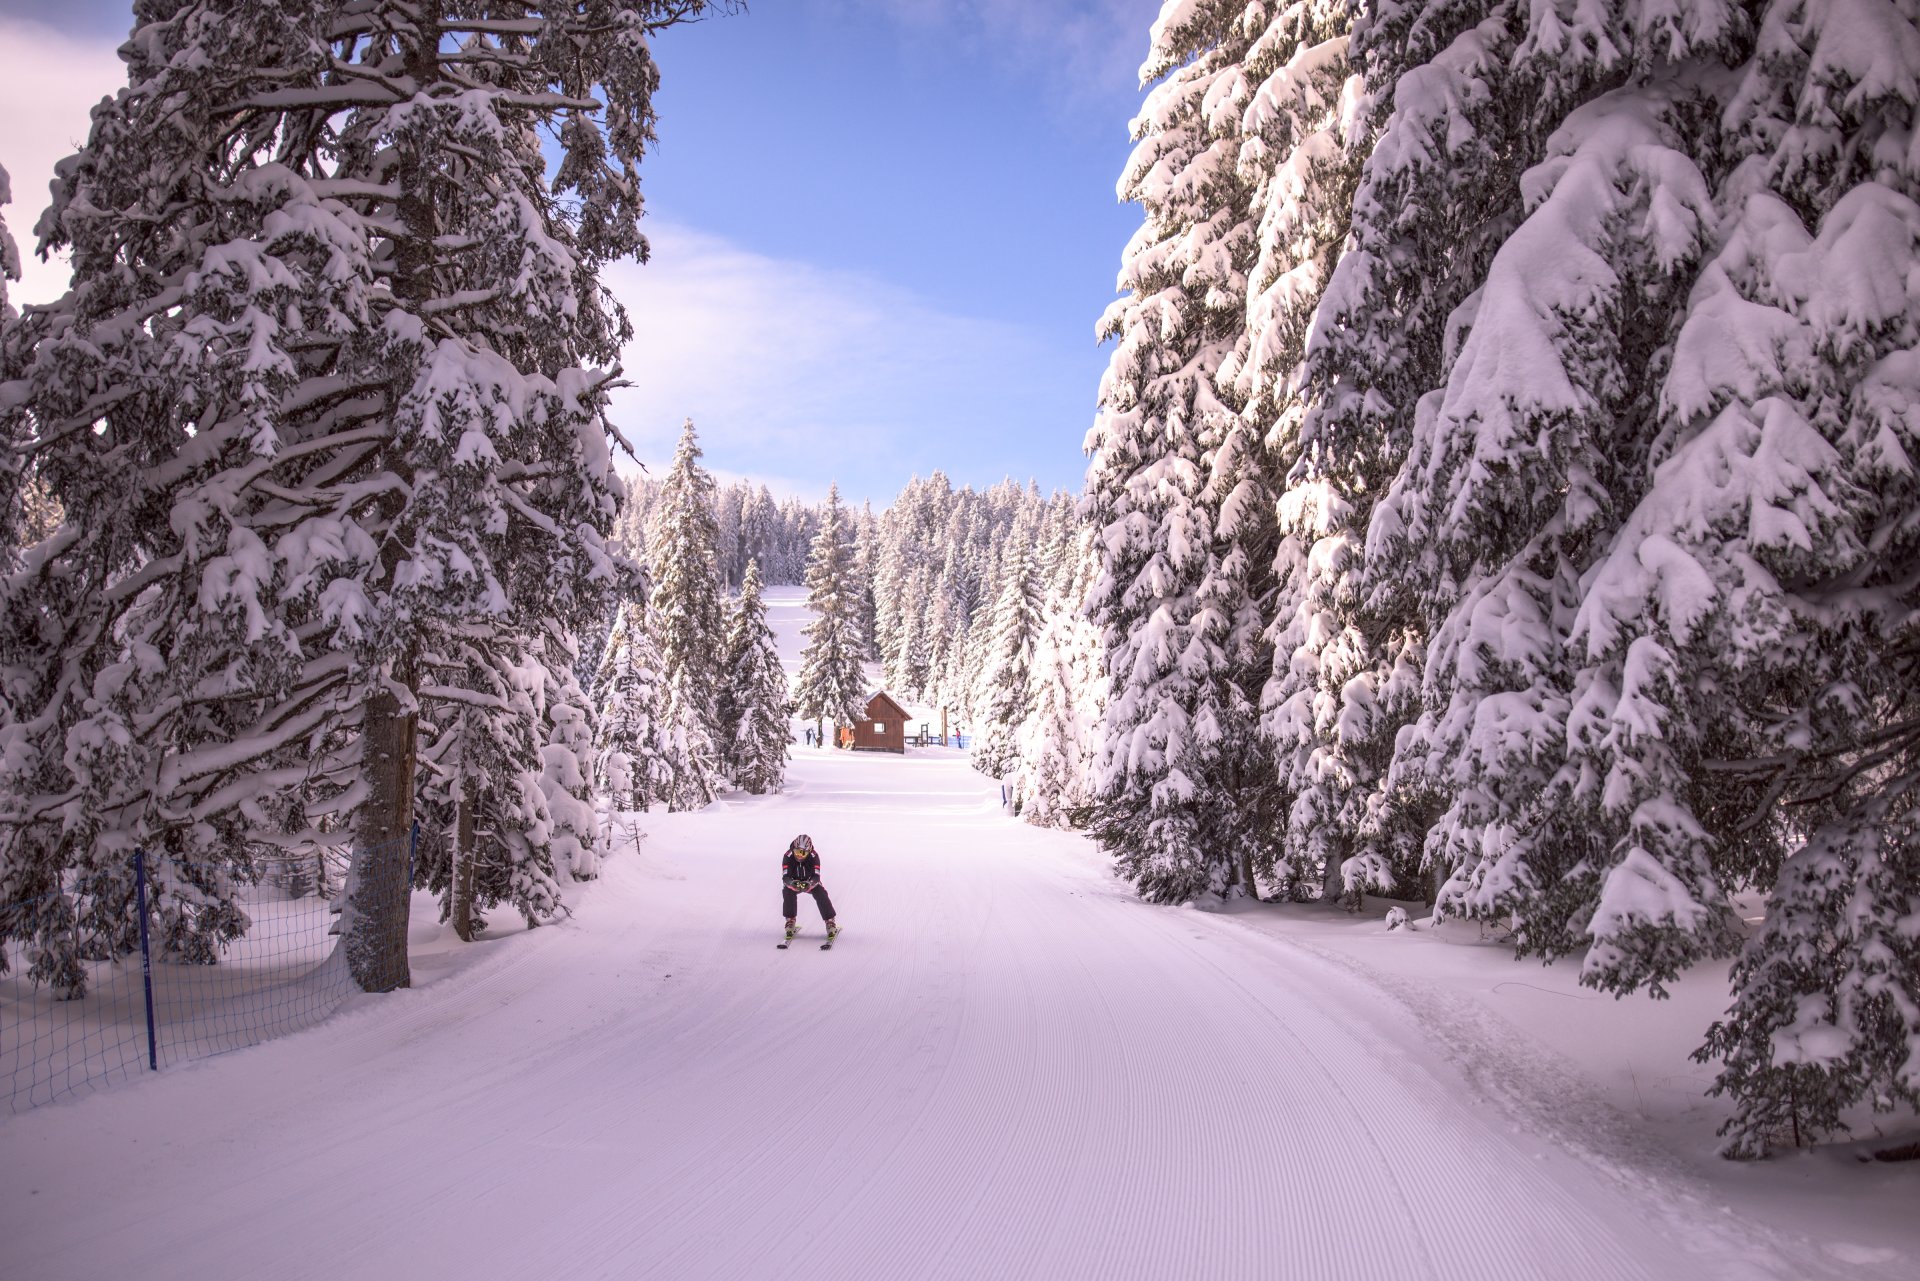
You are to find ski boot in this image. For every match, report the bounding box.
[777,918,798,949]
[821,920,840,950]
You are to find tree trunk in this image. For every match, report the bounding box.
[344,4,438,992]
[451,782,478,943]
[348,666,417,991]
[1240,845,1262,903]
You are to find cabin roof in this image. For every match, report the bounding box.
[863,690,910,722]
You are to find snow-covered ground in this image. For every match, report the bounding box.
[1,588,1912,1279]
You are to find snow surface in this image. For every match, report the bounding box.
[0,590,1910,1280]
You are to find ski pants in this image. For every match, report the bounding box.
[783,883,836,922]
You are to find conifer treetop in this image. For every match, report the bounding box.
[795,484,869,731]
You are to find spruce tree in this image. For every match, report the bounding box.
[592,602,673,812]
[1665,1,1918,1152]
[0,1,699,992]
[971,530,1042,779]
[892,573,934,701]
[1086,0,1278,903]
[714,482,745,589]
[540,627,603,881]
[644,419,724,809]
[647,420,727,733]
[940,621,981,730]
[718,560,792,793]
[850,501,882,660]
[795,484,869,743]
[413,629,564,941]
[1216,0,1377,903]
[1019,528,1102,828]
[1389,84,1738,964]
[655,680,718,810]
[872,527,908,677]
[742,485,777,581]
[573,575,623,708]
[1287,0,1919,1152]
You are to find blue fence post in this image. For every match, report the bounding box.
[133,849,158,1072]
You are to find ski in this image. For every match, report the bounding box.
[820,924,840,951]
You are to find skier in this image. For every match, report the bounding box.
[780,834,839,948]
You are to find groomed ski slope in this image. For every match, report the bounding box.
[3,587,1901,1280]
[0,740,1878,1281]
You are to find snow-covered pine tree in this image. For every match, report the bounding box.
[923,593,958,712]
[1086,0,1280,903]
[1628,0,1920,1153]
[1268,0,1557,910]
[741,484,776,580]
[850,501,882,660]
[718,560,792,793]
[413,630,560,941]
[714,482,745,590]
[871,518,909,676]
[778,494,816,583]
[647,420,726,730]
[654,667,718,810]
[0,1,698,992]
[573,604,617,706]
[937,511,984,635]
[891,570,935,701]
[540,626,603,881]
[1379,58,1740,969]
[940,619,982,730]
[1218,0,1378,903]
[971,529,1042,780]
[795,484,869,743]
[1289,0,1919,1153]
[644,419,724,809]
[1018,523,1102,829]
[592,601,674,813]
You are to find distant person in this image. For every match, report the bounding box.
[779,834,838,948]
[804,726,814,747]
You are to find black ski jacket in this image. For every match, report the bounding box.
[782,848,823,891]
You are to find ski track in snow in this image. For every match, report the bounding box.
[2,740,1888,1281]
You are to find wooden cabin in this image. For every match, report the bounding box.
[848,691,911,754]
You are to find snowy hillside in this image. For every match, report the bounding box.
[763,584,814,677]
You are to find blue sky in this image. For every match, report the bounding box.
[0,0,1161,504]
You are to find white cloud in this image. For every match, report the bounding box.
[0,17,123,306]
[604,221,1093,501]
